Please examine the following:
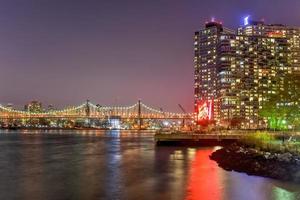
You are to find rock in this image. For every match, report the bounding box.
[210,143,300,183]
[237,147,245,153]
[264,152,271,159]
[295,159,300,165]
[277,153,293,162]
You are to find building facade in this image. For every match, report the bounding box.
[194,18,300,129]
[24,101,43,113]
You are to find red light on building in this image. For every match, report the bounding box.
[267,31,284,38]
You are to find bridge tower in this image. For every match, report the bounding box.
[85,100,91,117]
[85,99,91,127]
[138,99,142,130]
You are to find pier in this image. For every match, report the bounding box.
[155,132,246,146]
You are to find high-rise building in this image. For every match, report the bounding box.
[24,101,43,113]
[194,17,300,129]
[47,104,55,112]
[194,21,235,121]
[6,103,14,110]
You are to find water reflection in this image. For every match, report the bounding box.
[185,149,223,200]
[184,148,300,200]
[273,187,296,200]
[0,130,299,200]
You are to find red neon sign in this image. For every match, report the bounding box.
[195,99,213,125]
[267,31,284,38]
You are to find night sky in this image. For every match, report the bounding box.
[0,0,299,112]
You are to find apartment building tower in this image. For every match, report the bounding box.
[194,17,300,128]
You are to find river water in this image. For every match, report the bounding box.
[0,130,299,200]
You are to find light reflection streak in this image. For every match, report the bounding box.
[185,149,223,200]
[273,187,296,200]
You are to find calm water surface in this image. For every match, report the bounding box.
[0,130,299,200]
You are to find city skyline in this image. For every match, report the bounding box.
[0,2,299,198]
[1,0,300,112]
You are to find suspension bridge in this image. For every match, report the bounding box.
[0,100,192,120]
[0,100,195,129]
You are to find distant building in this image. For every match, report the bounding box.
[194,17,300,129]
[47,104,55,112]
[6,103,14,110]
[24,101,43,112]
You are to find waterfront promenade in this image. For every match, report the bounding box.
[155,130,300,145]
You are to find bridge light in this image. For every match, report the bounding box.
[163,121,170,127]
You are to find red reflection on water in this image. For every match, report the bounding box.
[185,149,222,200]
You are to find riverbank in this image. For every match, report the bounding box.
[210,143,300,182]
[0,127,153,131]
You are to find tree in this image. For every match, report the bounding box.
[260,73,300,131]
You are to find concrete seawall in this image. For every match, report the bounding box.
[155,133,241,146]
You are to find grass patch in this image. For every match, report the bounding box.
[240,131,300,154]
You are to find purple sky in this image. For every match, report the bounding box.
[0,0,300,112]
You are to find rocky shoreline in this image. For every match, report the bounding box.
[210,143,300,183]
